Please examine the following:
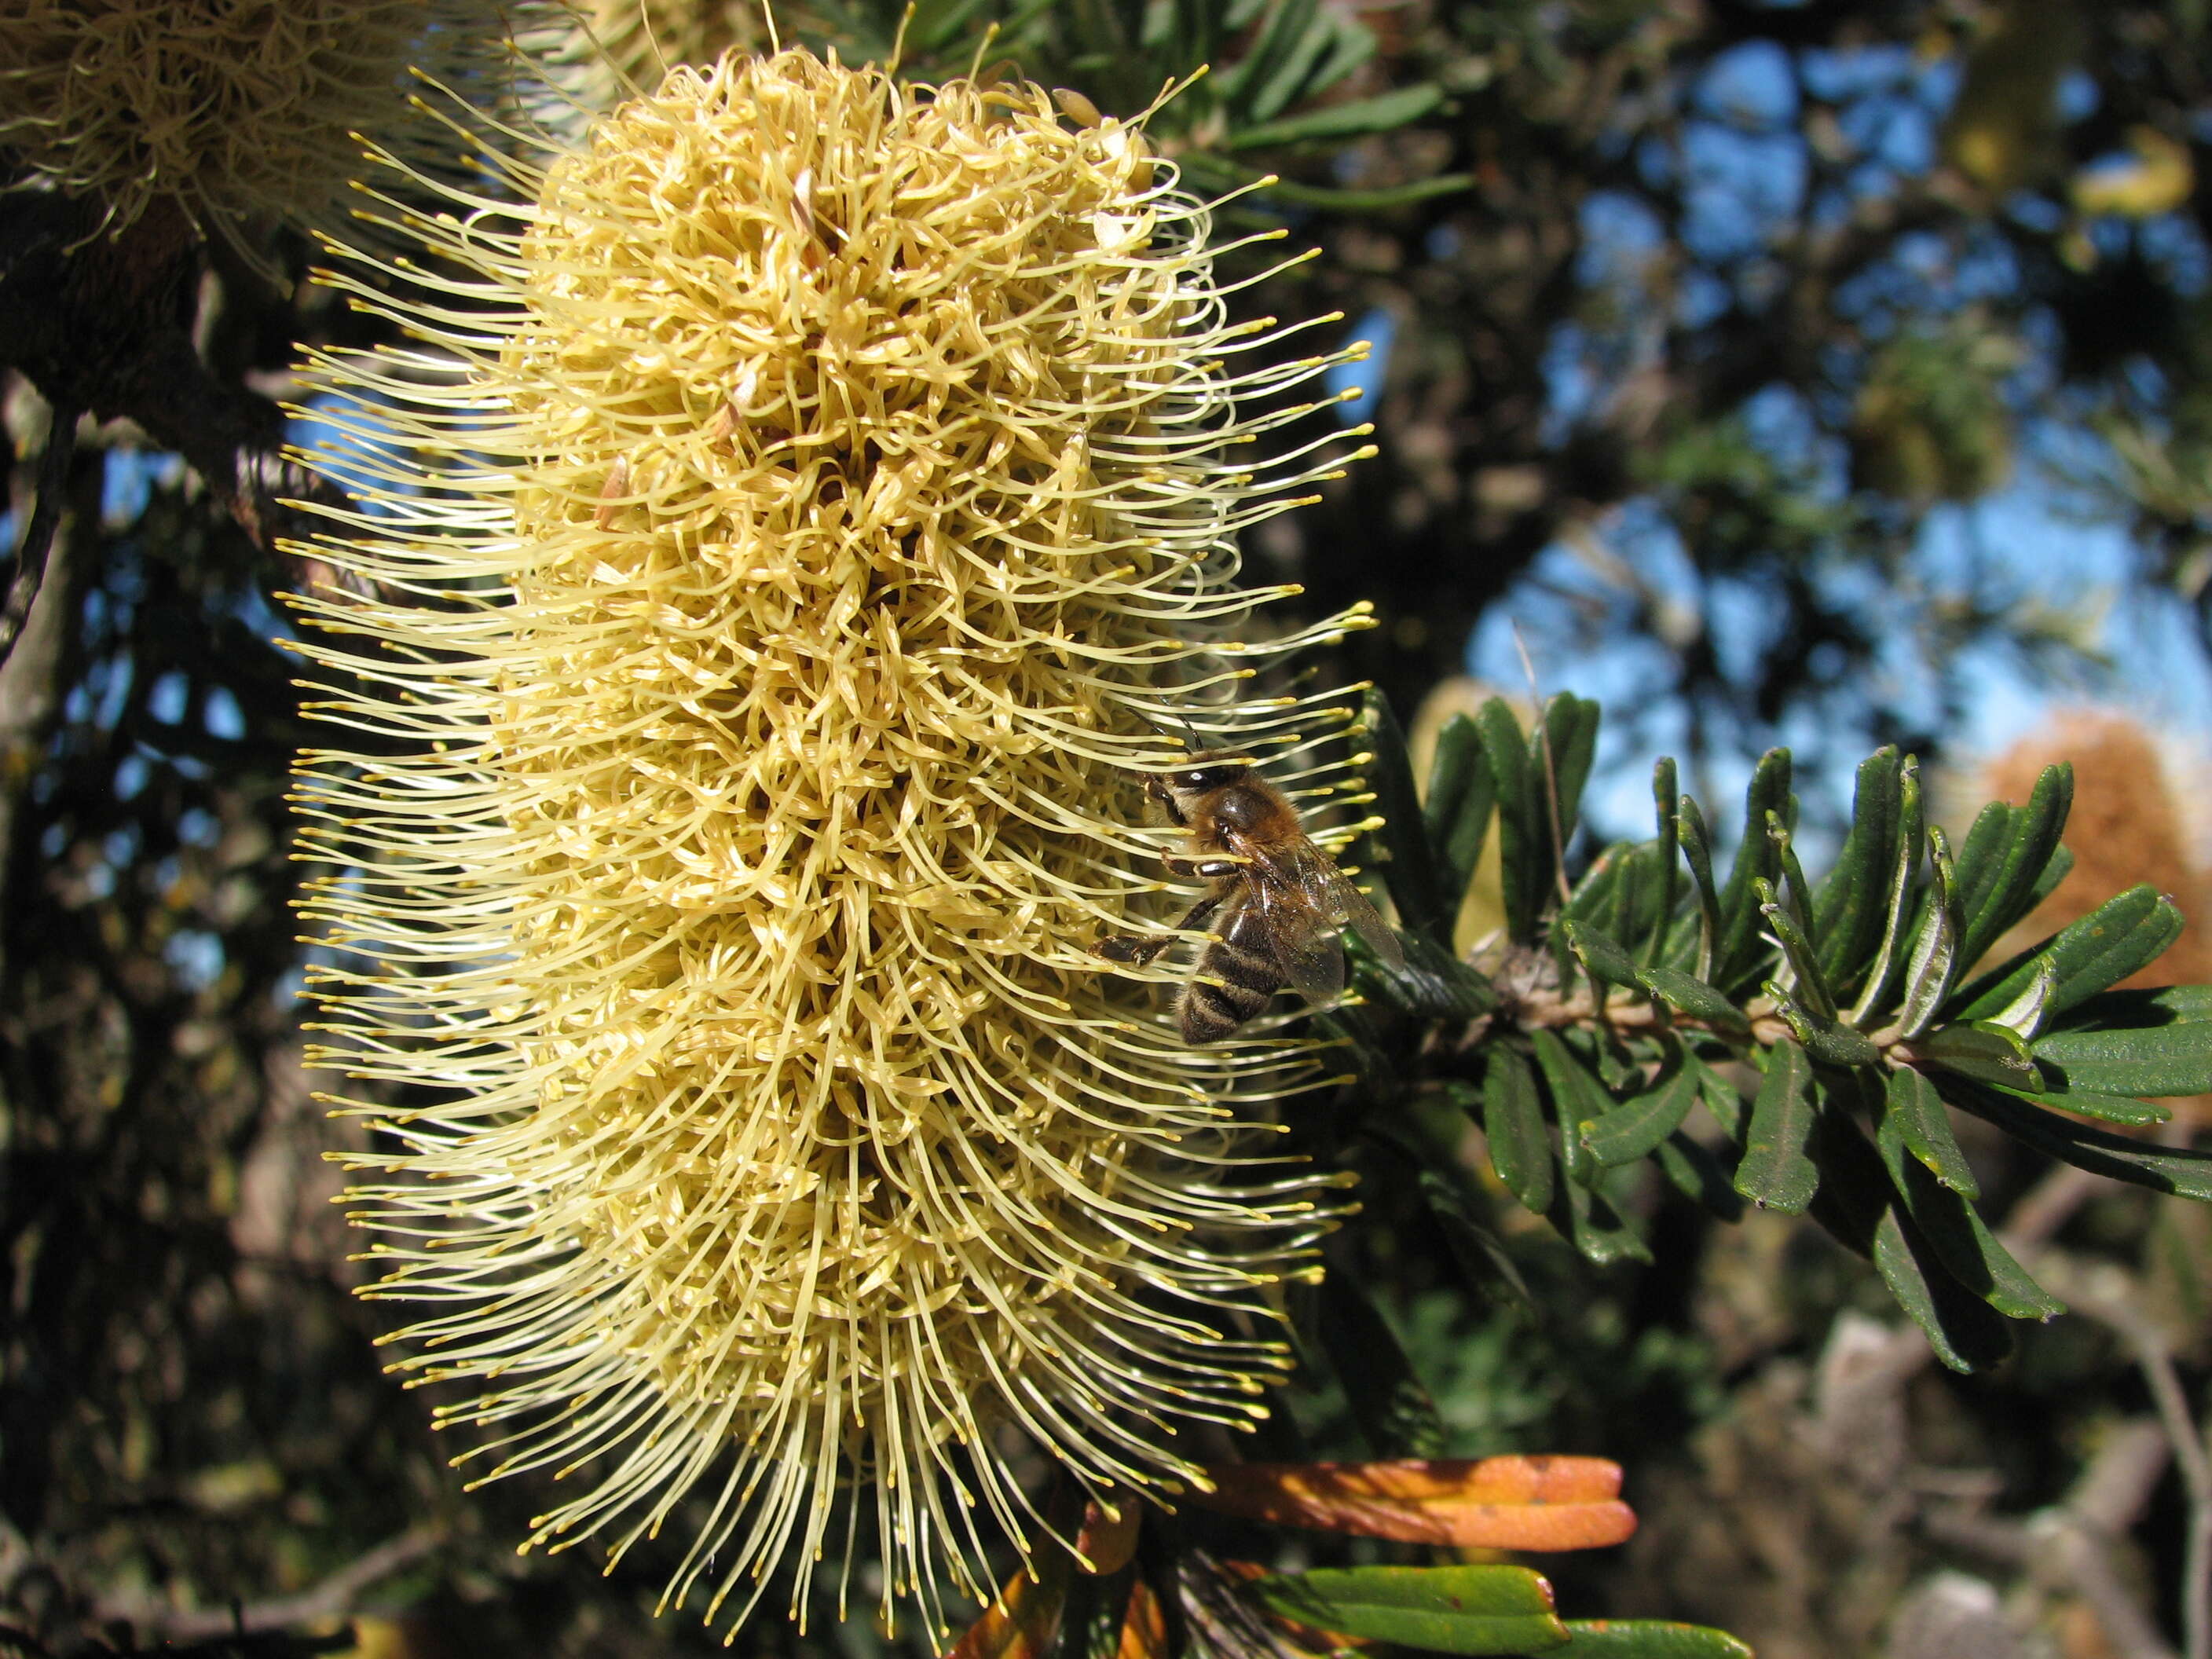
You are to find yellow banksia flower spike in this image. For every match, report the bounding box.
[291,44,1378,1643]
[0,0,532,273]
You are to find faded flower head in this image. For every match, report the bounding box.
[292,46,1375,1640]
[0,0,520,263]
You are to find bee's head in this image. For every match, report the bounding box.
[1152,751,1254,815]
[1170,762,1247,793]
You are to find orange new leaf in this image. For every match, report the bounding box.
[1077,1488,1141,1577]
[1189,1456,1638,1551]
[1116,1578,1170,1659]
[947,1551,1071,1659]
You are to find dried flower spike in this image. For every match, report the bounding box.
[0,0,523,269]
[291,46,1376,1641]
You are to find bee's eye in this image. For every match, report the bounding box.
[1174,764,1240,792]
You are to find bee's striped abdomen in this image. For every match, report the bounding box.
[1177,899,1285,1043]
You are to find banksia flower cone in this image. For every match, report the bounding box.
[293,46,1375,1639]
[0,0,519,267]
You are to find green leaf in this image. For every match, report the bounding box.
[1611,842,1673,966]
[1507,694,1599,947]
[1563,917,1643,995]
[1767,988,1883,1070]
[1481,1046,1555,1214]
[2056,988,2212,1033]
[1361,687,1445,942]
[1635,965,1748,1031]
[1772,814,1818,947]
[1555,1621,1756,1659]
[1948,885,2185,1022]
[2032,1019,2212,1098]
[1164,0,1224,67]
[1417,1162,1536,1317]
[1241,0,1339,123]
[1785,1108,2012,1365]
[1712,750,1793,994]
[1734,1038,1820,1214]
[1872,1203,2019,1372]
[910,0,1000,51]
[1243,1566,1569,1656]
[1654,1130,1746,1221]
[1996,1086,2171,1128]
[1583,1058,1697,1167]
[1562,1168,1654,1265]
[1293,9,1379,104]
[1243,171,1478,211]
[1955,764,2073,970]
[1812,748,1903,995]
[1426,712,1494,915]
[1213,0,1320,104]
[1872,1093,2065,1320]
[1895,825,1962,1038]
[1913,1022,2042,1090]
[1756,877,1838,1023]
[1363,930,1494,1022]
[1675,795,1722,983]
[1479,698,1540,943]
[1533,1030,1612,1192]
[1566,844,1629,942]
[1947,1083,2212,1200]
[1844,756,1925,1026]
[1315,1266,1446,1457]
[1881,1064,1979,1198]
[1646,758,1682,965]
[1984,956,2060,1041]
[1536,1030,1651,1264]
[2025,842,2075,912]
[1950,800,2019,936]
[1796,1108,1893,1260]
[1227,83,1448,149]
[1542,695,1600,859]
[1313,1002,1399,1101]
[1686,1047,1749,1142]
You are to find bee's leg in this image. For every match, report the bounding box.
[1093,889,1225,967]
[1162,854,1242,882]
[1145,775,1185,825]
[1093,932,1174,966]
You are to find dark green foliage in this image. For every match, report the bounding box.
[1348,693,2212,1372]
[1311,1264,1449,1456]
[814,0,1470,210]
[1242,1564,1566,1654]
[1734,1040,1821,1216]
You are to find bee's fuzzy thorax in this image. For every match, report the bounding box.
[290,46,1374,1643]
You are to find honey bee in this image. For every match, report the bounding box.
[1094,752,1404,1043]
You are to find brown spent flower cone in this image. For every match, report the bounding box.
[1961,708,2212,1122]
[289,46,1380,1642]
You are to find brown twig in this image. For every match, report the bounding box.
[92,1527,443,1642]
[0,403,78,666]
[2004,1248,2211,1659]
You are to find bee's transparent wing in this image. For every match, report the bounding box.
[1275,900,1347,1002]
[1328,864,1405,968]
[1239,843,1342,1004]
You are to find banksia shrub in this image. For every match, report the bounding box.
[1324,693,2212,1379]
[291,46,1372,1639]
[0,0,520,266]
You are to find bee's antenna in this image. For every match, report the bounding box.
[1512,622,1573,908]
[1160,705,1206,756]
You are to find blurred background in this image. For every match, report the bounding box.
[6,0,2212,1654]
